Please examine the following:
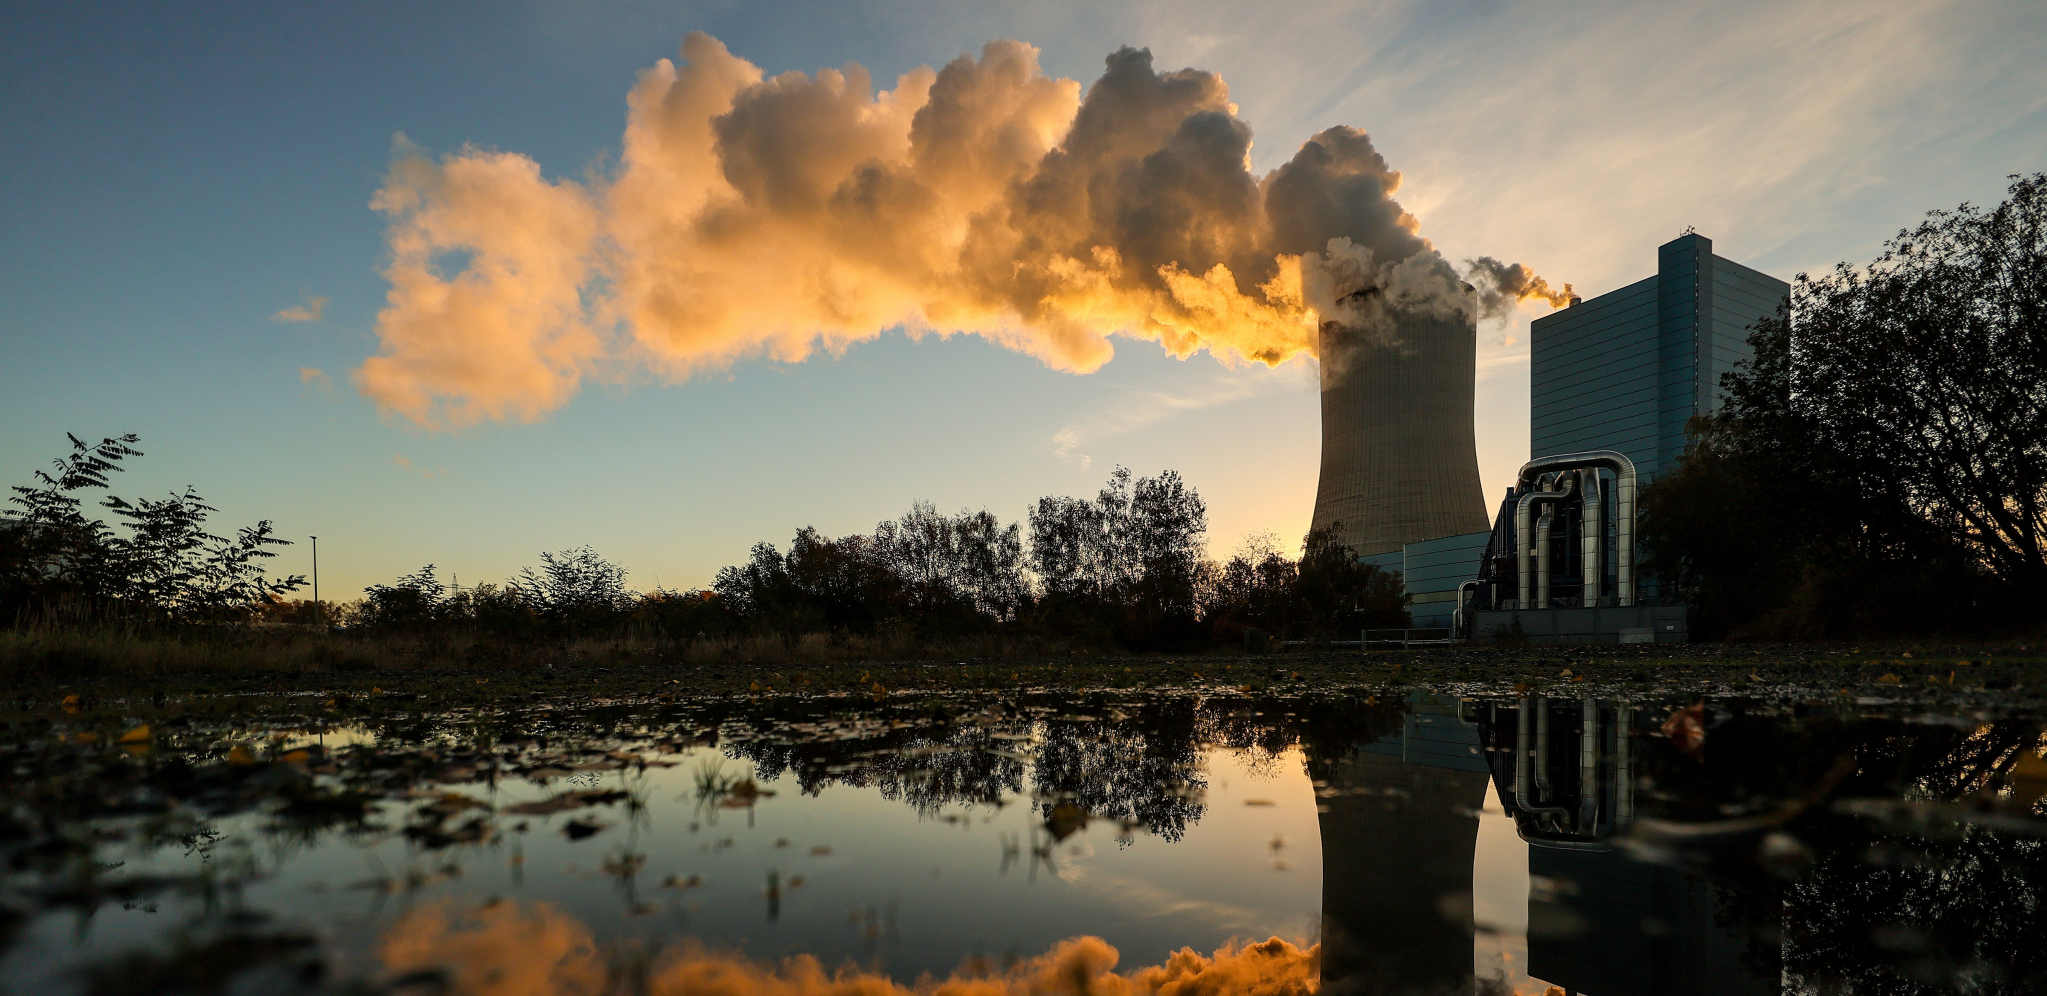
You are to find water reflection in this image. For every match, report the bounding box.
[3,687,2043,994]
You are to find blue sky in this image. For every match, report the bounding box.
[4,0,2043,598]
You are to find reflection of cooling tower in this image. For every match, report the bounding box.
[1311,306,1487,555]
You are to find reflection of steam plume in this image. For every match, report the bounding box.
[1463,256,1574,323]
[355,34,1568,427]
[381,900,1320,996]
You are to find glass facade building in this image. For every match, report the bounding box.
[1529,233,1788,482]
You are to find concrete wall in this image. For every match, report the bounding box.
[1472,604,1689,644]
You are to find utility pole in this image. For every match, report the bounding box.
[311,535,320,630]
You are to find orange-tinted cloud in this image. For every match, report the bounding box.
[273,295,329,322]
[380,900,1320,996]
[355,34,1567,428]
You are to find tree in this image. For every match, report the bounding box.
[512,546,634,636]
[3,433,304,624]
[358,564,450,631]
[1024,467,1210,646]
[1293,524,1408,636]
[1643,173,2046,636]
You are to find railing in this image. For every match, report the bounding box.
[1272,628,1461,650]
[1362,628,1457,648]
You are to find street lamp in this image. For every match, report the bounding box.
[310,535,320,630]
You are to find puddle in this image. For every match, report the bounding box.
[2,688,2041,994]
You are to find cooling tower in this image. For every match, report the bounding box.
[1310,304,1488,555]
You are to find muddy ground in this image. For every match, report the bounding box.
[10,641,2045,730]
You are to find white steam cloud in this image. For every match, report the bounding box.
[355,34,1567,428]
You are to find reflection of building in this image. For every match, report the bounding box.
[1476,697,1776,996]
[1315,694,1490,995]
[1527,848,1773,996]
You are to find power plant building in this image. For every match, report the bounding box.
[1312,234,1786,630]
[1530,233,1788,482]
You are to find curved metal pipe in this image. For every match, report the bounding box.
[1534,507,1556,608]
[1514,472,1573,609]
[1516,451,1638,605]
[1534,696,1555,797]
[1512,697,1569,819]
[1453,579,1480,638]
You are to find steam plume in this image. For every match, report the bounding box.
[1462,256,1574,323]
[356,34,1569,427]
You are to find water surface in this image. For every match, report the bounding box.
[4,686,2041,994]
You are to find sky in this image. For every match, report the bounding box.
[3,0,2043,599]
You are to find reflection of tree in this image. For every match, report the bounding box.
[1602,707,2047,993]
[735,724,1026,814]
[1030,700,1207,842]
[1784,827,2047,995]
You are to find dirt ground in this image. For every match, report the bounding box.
[11,640,2045,727]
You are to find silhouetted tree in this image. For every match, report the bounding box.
[2,432,304,625]
[1644,173,2047,636]
[1293,524,1408,636]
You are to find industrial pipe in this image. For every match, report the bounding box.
[1514,472,1574,609]
[1453,579,1480,638]
[1580,469,1602,604]
[1514,695,1532,807]
[1534,507,1556,608]
[1511,697,1570,820]
[1579,698,1600,829]
[1516,451,1638,605]
[1615,705,1634,828]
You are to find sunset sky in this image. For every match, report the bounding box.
[4,0,2042,599]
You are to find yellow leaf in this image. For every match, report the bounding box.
[281,749,310,765]
[62,694,81,714]
[228,745,256,766]
[1877,674,1903,684]
[119,724,150,744]
[2010,751,2047,808]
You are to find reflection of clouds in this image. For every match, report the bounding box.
[380,899,1319,996]
[1071,870,1302,939]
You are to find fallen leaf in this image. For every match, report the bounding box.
[118,724,150,744]
[1661,702,1707,758]
[562,818,608,840]
[2010,751,2047,810]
